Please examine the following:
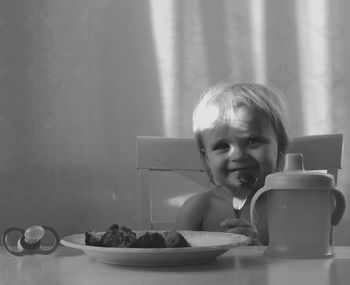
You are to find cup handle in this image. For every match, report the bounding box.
[250,186,271,227]
[331,188,346,226]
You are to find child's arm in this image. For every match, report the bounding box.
[220,218,261,245]
[174,193,208,231]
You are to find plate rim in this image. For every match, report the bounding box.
[60,230,250,254]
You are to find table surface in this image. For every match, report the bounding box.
[1,246,350,285]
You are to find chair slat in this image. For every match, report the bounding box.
[287,133,343,170]
[137,134,343,170]
[137,136,203,170]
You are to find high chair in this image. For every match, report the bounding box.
[136,133,343,230]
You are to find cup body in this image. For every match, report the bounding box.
[265,189,333,258]
[250,153,346,259]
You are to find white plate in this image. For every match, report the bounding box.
[60,230,250,266]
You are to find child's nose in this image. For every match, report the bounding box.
[229,145,245,160]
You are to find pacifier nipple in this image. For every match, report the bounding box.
[17,225,45,251]
[24,225,45,244]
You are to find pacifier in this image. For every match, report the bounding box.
[2,225,60,256]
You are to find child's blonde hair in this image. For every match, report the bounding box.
[192,82,289,183]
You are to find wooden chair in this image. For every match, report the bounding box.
[136,133,343,230]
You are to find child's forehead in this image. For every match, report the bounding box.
[209,111,270,134]
[194,103,266,131]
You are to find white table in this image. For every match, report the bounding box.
[1,246,349,285]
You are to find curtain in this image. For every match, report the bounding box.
[149,0,349,137]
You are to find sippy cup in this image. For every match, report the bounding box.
[250,153,346,259]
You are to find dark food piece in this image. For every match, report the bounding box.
[101,224,137,247]
[133,232,166,248]
[85,224,137,248]
[163,230,191,247]
[85,231,104,246]
[236,172,257,199]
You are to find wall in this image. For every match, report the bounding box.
[0,0,164,238]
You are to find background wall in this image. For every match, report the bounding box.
[0,0,163,238]
[0,0,349,244]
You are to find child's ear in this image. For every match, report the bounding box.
[200,148,215,185]
[200,148,210,171]
[200,148,208,161]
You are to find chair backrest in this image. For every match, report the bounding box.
[137,133,343,230]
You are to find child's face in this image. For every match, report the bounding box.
[201,105,279,197]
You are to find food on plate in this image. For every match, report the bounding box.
[85,231,104,247]
[163,230,191,247]
[85,224,191,248]
[85,224,137,248]
[102,224,137,247]
[132,231,166,248]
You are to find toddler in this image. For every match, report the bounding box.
[174,82,289,245]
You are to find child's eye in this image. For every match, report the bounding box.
[213,142,230,151]
[247,138,263,146]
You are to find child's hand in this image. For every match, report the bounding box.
[220,218,261,245]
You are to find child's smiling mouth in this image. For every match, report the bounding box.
[229,170,257,198]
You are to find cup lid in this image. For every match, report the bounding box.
[264,153,335,189]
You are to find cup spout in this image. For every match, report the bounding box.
[283,153,305,172]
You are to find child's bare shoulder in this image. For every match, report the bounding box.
[175,190,214,230]
[184,191,209,207]
[181,188,218,211]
